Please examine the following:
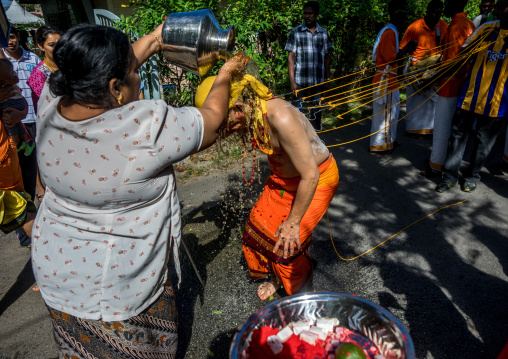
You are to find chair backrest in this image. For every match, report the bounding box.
[93,8,161,100]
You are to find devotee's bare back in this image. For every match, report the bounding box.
[265,98,329,178]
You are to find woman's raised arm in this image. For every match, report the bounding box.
[132,24,164,68]
[197,54,247,150]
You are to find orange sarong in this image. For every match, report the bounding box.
[242,155,339,295]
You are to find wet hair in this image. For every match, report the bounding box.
[304,1,319,14]
[35,26,63,47]
[49,24,132,108]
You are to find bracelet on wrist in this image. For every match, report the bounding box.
[220,68,233,77]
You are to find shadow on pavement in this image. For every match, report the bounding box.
[0,258,36,316]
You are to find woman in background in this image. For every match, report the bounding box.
[27,26,62,209]
[27,25,62,113]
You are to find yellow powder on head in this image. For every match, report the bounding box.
[194,74,275,154]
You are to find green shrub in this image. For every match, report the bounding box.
[117,0,482,107]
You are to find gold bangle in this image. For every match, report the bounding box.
[150,33,163,48]
[220,68,232,77]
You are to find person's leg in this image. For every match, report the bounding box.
[405,85,418,134]
[504,125,508,163]
[15,123,37,246]
[390,89,400,144]
[47,279,178,358]
[430,96,458,171]
[243,245,280,300]
[405,87,437,135]
[463,115,505,185]
[4,121,21,147]
[309,85,323,131]
[440,109,476,182]
[271,251,315,295]
[370,92,395,153]
[36,170,45,201]
[292,84,304,113]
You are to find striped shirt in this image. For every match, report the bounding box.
[457,21,508,117]
[2,48,41,124]
[285,23,332,87]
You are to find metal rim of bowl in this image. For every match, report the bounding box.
[229,291,415,359]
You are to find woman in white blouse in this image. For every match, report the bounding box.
[31,23,246,358]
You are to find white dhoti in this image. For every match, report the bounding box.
[429,95,458,171]
[504,126,508,163]
[370,90,400,152]
[405,85,438,134]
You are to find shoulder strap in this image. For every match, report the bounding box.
[372,24,399,61]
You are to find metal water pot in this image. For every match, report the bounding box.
[161,9,235,77]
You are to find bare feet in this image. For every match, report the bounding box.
[257,280,281,300]
[32,284,40,292]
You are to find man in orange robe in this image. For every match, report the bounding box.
[370,0,416,154]
[422,0,475,176]
[399,0,448,135]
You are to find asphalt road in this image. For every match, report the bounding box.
[1,112,507,359]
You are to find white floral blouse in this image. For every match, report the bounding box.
[32,84,203,321]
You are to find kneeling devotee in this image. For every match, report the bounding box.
[196,73,339,300]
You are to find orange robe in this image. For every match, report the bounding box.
[399,17,449,62]
[438,12,475,97]
[242,155,339,295]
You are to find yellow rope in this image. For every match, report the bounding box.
[319,32,492,112]
[301,28,493,118]
[296,34,469,100]
[319,31,494,146]
[327,199,468,261]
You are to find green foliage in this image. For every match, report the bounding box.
[116,0,484,107]
[219,0,302,94]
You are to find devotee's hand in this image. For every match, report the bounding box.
[273,220,301,259]
[2,107,27,127]
[220,52,249,78]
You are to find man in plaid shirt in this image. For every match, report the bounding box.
[286,1,331,131]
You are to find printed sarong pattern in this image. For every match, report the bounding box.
[48,284,178,359]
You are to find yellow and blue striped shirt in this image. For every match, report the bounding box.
[458,21,508,118]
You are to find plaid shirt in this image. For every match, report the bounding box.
[285,23,332,87]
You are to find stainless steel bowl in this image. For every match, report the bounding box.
[230,292,415,359]
[161,9,235,77]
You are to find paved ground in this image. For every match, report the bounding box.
[1,111,507,359]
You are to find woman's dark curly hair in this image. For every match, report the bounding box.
[35,25,63,47]
[49,25,132,108]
